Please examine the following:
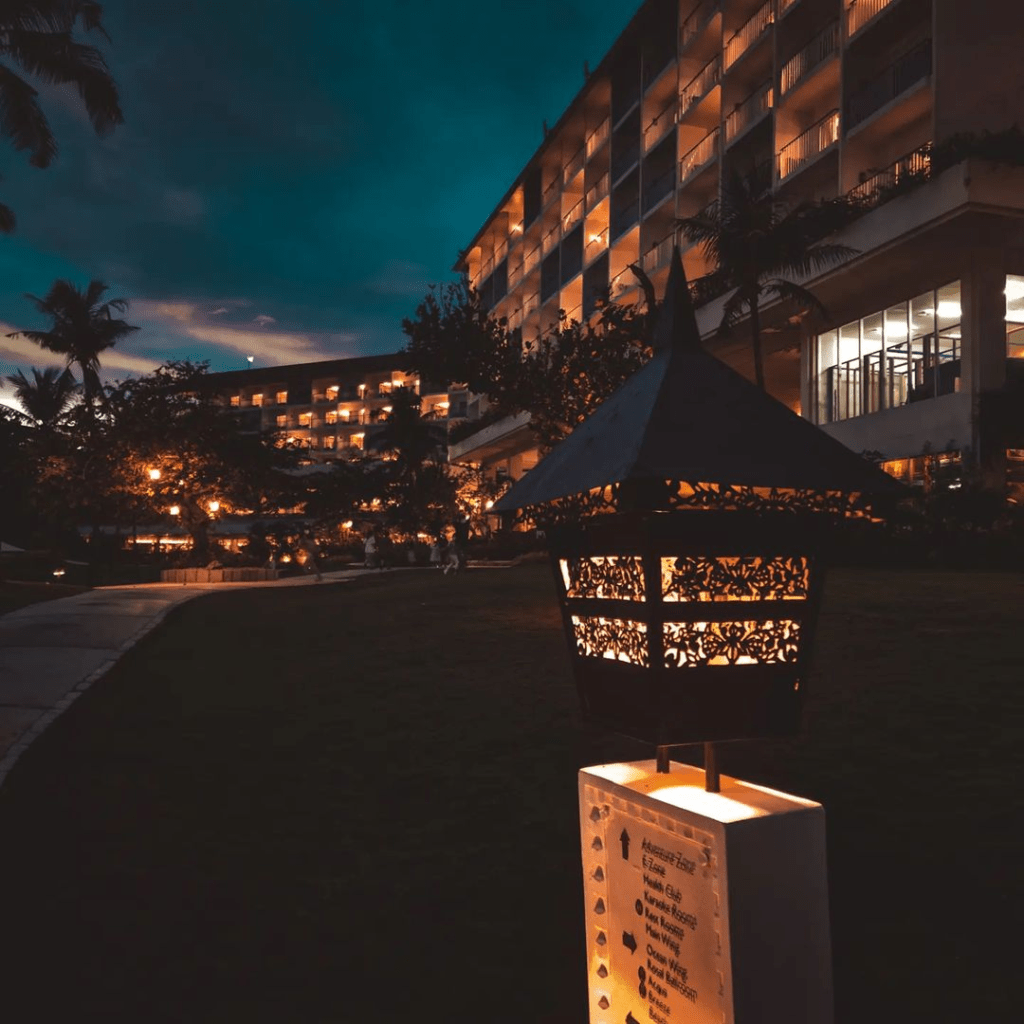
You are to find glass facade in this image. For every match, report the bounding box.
[1006,274,1024,358]
[815,281,961,423]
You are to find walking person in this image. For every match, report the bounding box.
[298,533,323,582]
[363,530,378,569]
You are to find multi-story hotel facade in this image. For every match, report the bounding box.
[205,355,450,461]
[452,0,1024,493]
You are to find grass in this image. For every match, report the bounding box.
[0,565,1020,1023]
[0,579,90,615]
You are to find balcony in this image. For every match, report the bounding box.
[846,143,930,201]
[586,172,610,211]
[642,165,676,214]
[611,140,641,183]
[679,56,721,118]
[640,233,676,274]
[494,238,508,264]
[777,110,839,180]
[643,95,677,151]
[543,177,560,208]
[522,245,541,276]
[563,145,585,185]
[508,259,524,289]
[846,40,932,131]
[507,307,524,332]
[562,199,584,234]
[724,0,774,71]
[680,0,719,51]
[846,0,895,39]
[585,227,609,263]
[541,223,561,256]
[585,118,610,158]
[523,291,540,318]
[779,20,839,96]
[725,81,772,143]
[679,129,719,185]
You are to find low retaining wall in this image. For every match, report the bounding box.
[160,567,279,584]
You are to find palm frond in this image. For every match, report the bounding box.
[0,63,59,167]
[0,199,15,233]
[761,278,831,322]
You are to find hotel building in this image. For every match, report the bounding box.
[205,355,450,460]
[452,0,1024,493]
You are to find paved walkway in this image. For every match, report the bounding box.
[0,569,375,787]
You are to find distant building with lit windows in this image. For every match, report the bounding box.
[205,354,450,461]
[452,0,1024,496]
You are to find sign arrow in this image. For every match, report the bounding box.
[622,930,638,954]
[626,1014,642,1024]
[620,828,630,860]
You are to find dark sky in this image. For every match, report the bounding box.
[0,0,633,399]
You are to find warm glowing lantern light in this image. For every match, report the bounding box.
[168,505,180,516]
[148,468,161,481]
[495,249,904,775]
[208,500,220,513]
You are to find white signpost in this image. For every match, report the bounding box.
[580,760,833,1024]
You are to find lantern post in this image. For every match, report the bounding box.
[494,250,903,1024]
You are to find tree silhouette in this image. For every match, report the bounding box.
[0,0,124,230]
[3,365,78,430]
[678,169,857,390]
[7,279,138,410]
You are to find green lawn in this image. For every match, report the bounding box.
[0,566,1020,1023]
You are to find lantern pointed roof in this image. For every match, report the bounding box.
[495,248,904,511]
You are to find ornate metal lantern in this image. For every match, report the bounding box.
[495,251,902,778]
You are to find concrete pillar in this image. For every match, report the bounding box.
[961,249,1007,485]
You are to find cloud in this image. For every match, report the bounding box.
[364,259,433,299]
[209,307,229,316]
[252,314,277,327]
[0,321,161,381]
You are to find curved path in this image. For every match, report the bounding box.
[0,569,375,787]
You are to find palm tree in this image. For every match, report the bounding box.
[6,278,139,408]
[369,385,447,484]
[0,0,124,230]
[3,365,78,428]
[678,169,858,390]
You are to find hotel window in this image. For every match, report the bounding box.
[340,408,351,421]
[309,436,319,449]
[276,390,288,405]
[298,412,312,427]
[816,281,961,423]
[378,381,393,396]
[351,432,365,450]
[230,395,240,407]
[1006,274,1024,358]
[327,385,339,400]
[251,393,264,408]
[325,410,338,425]
[323,435,336,450]
[276,414,287,428]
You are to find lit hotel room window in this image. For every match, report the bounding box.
[230,395,240,407]
[276,390,288,404]
[276,415,287,428]
[298,412,312,427]
[251,393,264,407]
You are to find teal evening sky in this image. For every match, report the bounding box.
[0,0,633,395]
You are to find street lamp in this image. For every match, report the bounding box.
[169,505,180,517]
[148,468,161,481]
[495,250,903,789]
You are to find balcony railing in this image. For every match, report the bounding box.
[724,0,774,70]
[523,291,540,317]
[780,20,839,96]
[846,40,932,130]
[508,259,524,289]
[585,227,609,262]
[495,238,508,263]
[640,233,676,274]
[847,143,931,201]
[679,129,719,184]
[479,256,494,281]
[679,56,721,117]
[846,0,895,38]
[586,172,610,210]
[777,110,839,180]
[642,165,676,213]
[643,95,677,151]
[543,177,560,207]
[542,223,561,256]
[680,1,719,50]
[564,145,585,184]
[522,245,541,276]
[562,199,584,234]
[586,118,610,158]
[725,81,773,142]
